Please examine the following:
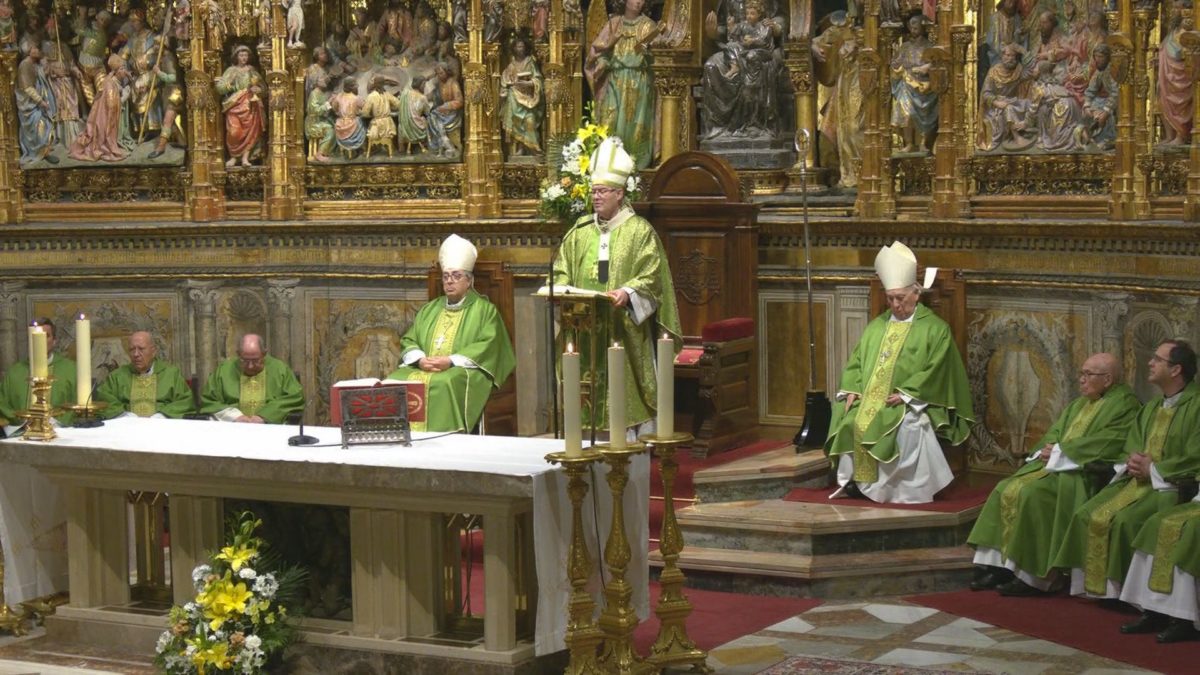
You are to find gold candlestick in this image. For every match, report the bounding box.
[0,549,28,636]
[545,448,607,675]
[640,432,711,673]
[595,442,657,675]
[66,401,109,428]
[17,376,57,442]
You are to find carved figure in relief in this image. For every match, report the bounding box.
[254,0,272,45]
[330,77,366,158]
[452,0,468,43]
[483,0,504,43]
[531,0,549,42]
[977,43,1036,152]
[117,10,162,141]
[346,8,376,62]
[1157,0,1194,146]
[562,0,583,37]
[69,54,131,163]
[203,0,226,48]
[363,75,402,157]
[397,76,431,155]
[16,43,59,165]
[1029,12,1086,152]
[890,14,938,153]
[500,37,543,157]
[701,0,787,139]
[172,0,191,46]
[286,0,305,48]
[813,11,864,188]
[984,0,1026,74]
[379,0,414,48]
[215,44,267,168]
[1083,44,1116,150]
[147,41,186,158]
[41,36,85,150]
[0,0,17,49]
[73,8,114,107]
[1079,9,1107,67]
[304,74,335,162]
[586,0,663,170]
[427,61,463,157]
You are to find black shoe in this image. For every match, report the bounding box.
[1157,618,1200,643]
[997,578,1046,597]
[969,567,1013,591]
[842,481,864,499]
[1121,611,1169,634]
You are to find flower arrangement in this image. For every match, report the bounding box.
[539,112,643,225]
[155,512,306,675]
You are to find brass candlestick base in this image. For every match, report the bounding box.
[17,376,57,442]
[595,442,657,675]
[0,552,28,636]
[67,401,108,428]
[640,432,711,673]
[546,449,607,675]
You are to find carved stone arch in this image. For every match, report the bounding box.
[1124,309,1173,401]
[217,289,269,359]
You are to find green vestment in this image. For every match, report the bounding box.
[1131,494,1200,594]
[1053,381,1200,594]
[552,210,682,431]
[968,384,1141,578]
[96,359,194,419]
[0,355,78,427]
[825,304,974,464]
[588,15,657,170]
[388,289,516,433]
[199,355,304,424]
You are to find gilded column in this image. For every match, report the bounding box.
[1182,9,1200,221]
[0,51,24,224]
[785,37,818,174]
[876,20,900,218]
[266,279,299,370]
[185,1,227,222]
[187,281,222,386]
[855,6,884,217]
[949,24,973,217]
[0,281,24,370]
[264,1,304,220]
[463,0,500,217]
[653,72,693,163]
[1106,2,1135,219]
[544,0,573,137]
[1131,9,1155,219]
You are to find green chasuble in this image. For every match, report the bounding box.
[1053,381,1200,594]
[96,359,194,419]
[967,384,1140,577]
[825,304,974,469]
[388,288,516,433]
[588,15,657,170]
[1131,484,1200,593]
[199,355,304,424]
[552,210,683,431]
[0,355,78,427]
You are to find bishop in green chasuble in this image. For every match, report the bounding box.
[388,235,516,433]
[200,334,303,423]
[95,331,193,419]
[1053,340,1200,600]
[968,353,1140,593]
[551,137,681,436]
[825,242,973,504]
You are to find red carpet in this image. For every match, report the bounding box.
[782,479,996,513]
[908,590,1200,675]
[632,584,822,653]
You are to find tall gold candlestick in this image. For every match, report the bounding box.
[545,449,606,675]
[18,376,57,442]
[640,432,710,673]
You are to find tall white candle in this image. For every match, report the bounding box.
[76,314,91,405]
[27,321,37,366]
[608,342,626,449]
[657,333,674,438]
[30,327,48,379]
[563,343,582,458]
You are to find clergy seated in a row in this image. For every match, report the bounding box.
[387,234,516,433]
[200,333,304,424]
[968,352,1141,595]
[824,242,974,504]
[96,330,193,419]
[0,318,77,436]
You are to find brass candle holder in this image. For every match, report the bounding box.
[545,448,607,675]
[67,401,108,428]
[640,432,711,673]
[0,552,28,636]
[595,441,657,675]
[17,376,57,442]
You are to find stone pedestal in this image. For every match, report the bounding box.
[699,134,795,170]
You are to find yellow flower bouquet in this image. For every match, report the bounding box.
[155,512,306,674]
[539,109,643,225]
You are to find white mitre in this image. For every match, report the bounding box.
[875,240,938,290]
[591,137,635,189]
[440,234,477,272]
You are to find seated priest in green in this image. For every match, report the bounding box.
[1053,339,1200,601]
[0,318,77,435]
[968,352,1140,595]
[387,234,516,433]
[824,241,974,504]
[200,333,303,423]
[96,330,194,419]
[1118,479,1200,643]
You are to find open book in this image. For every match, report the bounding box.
[330,378,426,426]
[534,284,606,298]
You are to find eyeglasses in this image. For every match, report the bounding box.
[442,271,468,282]
[591,187,619,197]
[239,356,264,365]
[1150,354,1175,365]
[1078,370,1107,378]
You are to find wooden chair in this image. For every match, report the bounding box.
[638,152,761,457]
[425,260,518,436]
[868,268,969,475]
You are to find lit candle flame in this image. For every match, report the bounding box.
[662,332,668,340]
[78,312,86,320]
[566,342,575,354]
[613,341,620,348]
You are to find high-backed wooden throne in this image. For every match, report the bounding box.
[638,152,761,457]
[425,260,517,435]
[868,268,969,475]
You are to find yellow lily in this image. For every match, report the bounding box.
[215,545,256,572]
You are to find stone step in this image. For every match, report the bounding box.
[692,448,830,504]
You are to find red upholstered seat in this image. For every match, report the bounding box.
[701,317,754,342]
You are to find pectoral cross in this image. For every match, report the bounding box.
[435,335,447,349]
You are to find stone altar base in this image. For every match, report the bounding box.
[699,134,796,170]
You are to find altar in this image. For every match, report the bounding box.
[0,418,650,670]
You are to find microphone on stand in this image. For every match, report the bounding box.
[288,398,319,446]
[73,376,105,428]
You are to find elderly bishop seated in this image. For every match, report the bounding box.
[824,242,975,504]
[387,234,516,433]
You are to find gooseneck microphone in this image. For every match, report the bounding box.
[288,399,319,446]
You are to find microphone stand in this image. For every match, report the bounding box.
[288,399,318,446]
[547,231,561,439]
[792,130,832,450]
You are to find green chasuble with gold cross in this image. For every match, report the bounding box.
[199,355,304,423]
[825,303,974,470]
[551,210,682,431]
[388,288,516,433]
[968,384,1141,578]
[0,355,78,427]
[95,359,194,419]
[1053,381,1200,595]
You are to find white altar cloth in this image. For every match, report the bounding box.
[0,417,649,656]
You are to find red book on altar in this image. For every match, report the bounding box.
[330,378,427,426]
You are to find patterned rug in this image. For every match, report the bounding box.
[761,655,966,674]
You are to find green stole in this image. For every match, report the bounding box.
[852,321,912,483]
[130,372,158,418]
[405,308,468,432]
[1148,502,1200,593]
[239,371,267,417]
[1083,406,1176,594]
